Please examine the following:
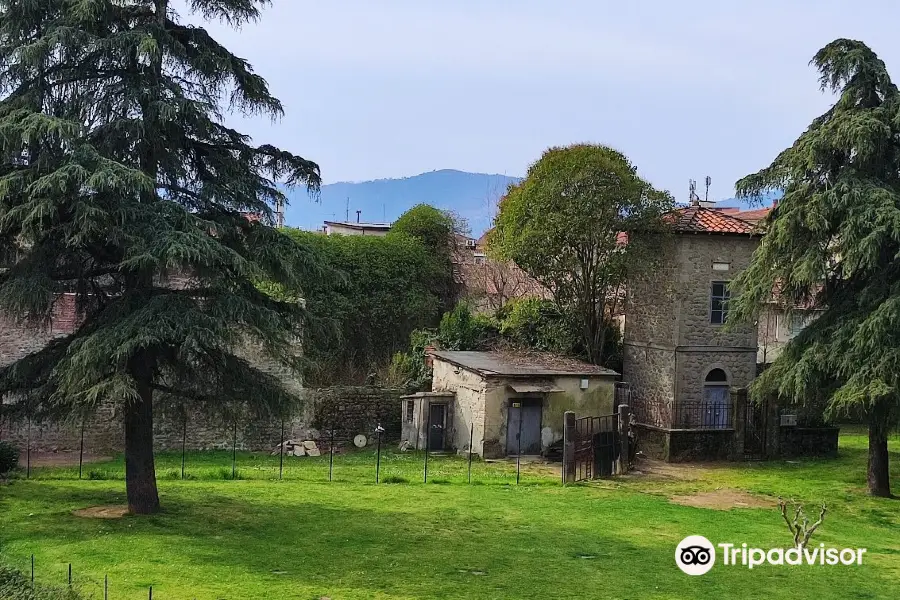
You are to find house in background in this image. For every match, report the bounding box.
[400,350,618,458]
[758,301,823,364]
[323,220,392,236]
[452,231,548,313]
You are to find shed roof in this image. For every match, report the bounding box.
[430,350,619,378]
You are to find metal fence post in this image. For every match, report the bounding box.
[68,563,71,586]
[467,423,473,484]
[278,416,285,480]
[328,425,335,482]
[423,402,430,483]
[618,403,630,475]
[30,555,34,588]
[375,424,384,483]
[231,420,237,480]
[104,574,108,600]
[180,414,187,480]
[562,411,576,485]
[516,409,522,485]
[78,417,85,479]
[26,417,31,479]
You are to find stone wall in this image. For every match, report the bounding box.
[433,359,491,455]
[675,349,756,406]
[673,236,759,347]
[1,386,403,454]
[308,386,403,444]
[623,344,674,408]
[778,427,840,459]
[624,235,679,347]
[634,424,736,462]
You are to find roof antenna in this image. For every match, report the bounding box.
[705,176,712,203]
[345,197,350,222]
[689,179,699,206]
[356,210,361,223]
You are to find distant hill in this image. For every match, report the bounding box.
[715,190,782,208]
[282,169,521,236]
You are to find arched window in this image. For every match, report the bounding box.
[702,368,730,429]
[705,368,728,384]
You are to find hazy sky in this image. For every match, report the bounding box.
[189,0,900,201]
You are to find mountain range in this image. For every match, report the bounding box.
[281,170,780,236]
[282,169,521,236]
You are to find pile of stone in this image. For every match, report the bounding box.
[272,439,321,457]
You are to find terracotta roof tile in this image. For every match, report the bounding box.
[736,207,772,223]
[669,206,757,235]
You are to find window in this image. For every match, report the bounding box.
[788,313,807,336]
[405,401,414,423]
[710,281,730,324]
[473,252,486,265]
[705,368,728,383]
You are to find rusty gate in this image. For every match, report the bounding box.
[573,413,620,481]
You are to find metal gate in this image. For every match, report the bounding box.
[574,413,620,481]
[744,400,767,459]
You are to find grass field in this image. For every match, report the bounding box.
[1,430,898,599]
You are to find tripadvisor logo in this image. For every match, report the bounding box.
[675,535,867,575]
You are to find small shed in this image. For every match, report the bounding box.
[400,391,456,452]
[400,350,619,458]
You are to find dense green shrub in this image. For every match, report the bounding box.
[281,227,447,384]
[388,204,459,311]
[384,328,440,392]
[437,302,499,351]
[0,565,82,599]
[0,441,19,476]
[498,298,575,354]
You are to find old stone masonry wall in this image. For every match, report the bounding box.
[0,386,403,454]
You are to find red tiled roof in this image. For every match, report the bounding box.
[669,206,757,235]
[735,207,772,223]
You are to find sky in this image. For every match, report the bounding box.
[185,0,900,202]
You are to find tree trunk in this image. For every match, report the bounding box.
[867,400,892,498]
[124,378,160,514]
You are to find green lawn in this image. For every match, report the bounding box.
[1,431,898,600]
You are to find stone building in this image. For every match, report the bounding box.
[400,350,618,458]
[623,203,762,460]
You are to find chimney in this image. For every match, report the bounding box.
[424,345,436,368]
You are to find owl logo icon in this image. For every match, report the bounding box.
[675,536,716,575]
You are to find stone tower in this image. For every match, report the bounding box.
[623,203,760,437]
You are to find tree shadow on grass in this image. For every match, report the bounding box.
[4,480,899,600]
[1,482,677,599]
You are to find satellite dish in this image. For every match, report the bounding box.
[353,434,367,448]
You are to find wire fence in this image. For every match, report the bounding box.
[10,430,557,488]
[0,553,140,600]
[1,408,571,486]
